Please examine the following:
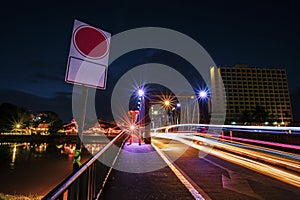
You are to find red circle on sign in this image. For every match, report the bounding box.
[73,25,109,59]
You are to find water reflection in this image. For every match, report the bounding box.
[10,144,17,169]
[0,142,69,170]
[0,140,102,196]
[58,143,76,157]
[57,143,107,156]
[84,143,106,155]
[35,143,47,153]
[0,141,108,171]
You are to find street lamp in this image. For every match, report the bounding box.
[199,90,208,99]
[129,124,136,131]
[136,87,151,144]
[164,100,170,107]
[198,89,209,124]
[138,89,144,97]
[162,100,172,125]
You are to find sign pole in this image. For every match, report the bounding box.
[65,20,111,170]
[73,85,89,171]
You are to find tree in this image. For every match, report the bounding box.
[252,105,269,124]
[0,103,31,132]
[35,111,63,134]
[238,105,269,125]
[239,110,253,124]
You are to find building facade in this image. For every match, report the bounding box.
[215,65,293,125]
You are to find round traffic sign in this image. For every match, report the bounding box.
[73,25,109,59]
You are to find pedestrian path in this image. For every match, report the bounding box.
[102,140,194,200]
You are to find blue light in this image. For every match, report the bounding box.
[138,89,144,97]
[199,91,207,99]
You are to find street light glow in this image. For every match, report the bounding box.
[138,89,144,97]
[164,100,170,107]
[199,91,207,99]
[130,125,136,131]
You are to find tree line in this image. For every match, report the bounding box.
[237,105,283,125]
[0,103,63,134]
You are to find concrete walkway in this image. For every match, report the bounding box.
[102,140,194,200]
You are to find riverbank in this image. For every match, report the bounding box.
[0,135,79,143]
[0,134,116,144]
[0,193,42,200]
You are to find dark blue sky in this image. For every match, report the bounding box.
[1,0,300,122]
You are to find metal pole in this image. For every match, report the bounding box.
[73,85,89,171]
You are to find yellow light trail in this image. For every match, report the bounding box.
[153,133,300,188]
[185,134,300,173]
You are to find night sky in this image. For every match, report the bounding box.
[1,1,300,122]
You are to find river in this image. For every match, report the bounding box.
[0,139,107,197]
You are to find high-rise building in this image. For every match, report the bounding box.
[212,64,293,125]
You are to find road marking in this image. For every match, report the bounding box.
[155,134,300,187]
[152,143,211,200]
[202,157,263,200]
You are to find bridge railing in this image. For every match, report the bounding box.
[42,131,128,200]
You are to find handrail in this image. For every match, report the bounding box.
[43,130,127,200]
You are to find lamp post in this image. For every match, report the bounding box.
[175,103,181,124]
[138,89,144,97]
[199,90,209,124]
[137,88,151,144]
[163,100,172,125]
[128,110,139,145]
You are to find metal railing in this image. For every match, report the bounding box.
[43,131,128,200]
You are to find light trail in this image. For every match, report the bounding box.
[152,133,300,188]
[178,133,300,172]
[195,132,300,159]
[214,134,300,151]
[152,123,300,133]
